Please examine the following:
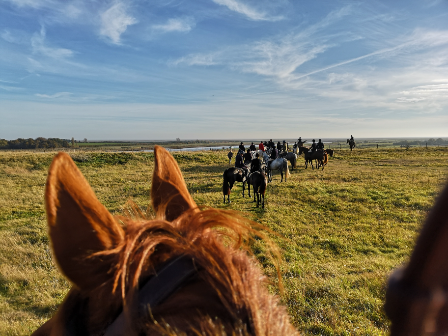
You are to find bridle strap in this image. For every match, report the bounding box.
[105,255,197,336]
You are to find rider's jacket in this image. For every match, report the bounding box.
[235,155,245,168]
[271,149,278,160]
[317,142,324,150]
[250,158,262,173]
[227,151,233,159]
[277,142,282,151]
[243,152,252,164]
[259,142,265,151]
[310,143,317,151]
[250,144,256,151]
[239,144,245,152]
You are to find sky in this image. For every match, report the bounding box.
[1,0,448,140]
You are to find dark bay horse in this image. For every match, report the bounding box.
[32,147,297,336]
[222,167,246,203]
[325,148,334,157]
[303,149,327,170]
[347,139,356,151]
[248,171,267,208]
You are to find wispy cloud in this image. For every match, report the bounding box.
[100,2,137,44]
[0,85,22,91]
[171,53,218,66]
[152,17,195,34]
[211,0,283,21]
[31,27,74,59]
[35,92,72,98]
[4,0,54,9]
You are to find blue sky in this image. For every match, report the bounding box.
[1,0,447,140]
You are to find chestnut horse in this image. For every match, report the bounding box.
[32,147,297,336]
[29,146,448,335]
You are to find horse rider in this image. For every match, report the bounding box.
[277,141,282,152]
[238,142,245,154]
[243,149,252,165]
[317,139,324,151]
[258,141,265,152]
[227,149,233,164]
[350,135,354,143]
[298,137,306,147]
[282,140,288,152]
[235,151,248,176]
[268,139,275,149]
[293,142,297,151]
[250,142,256,151]
[270,147,278,160]
[310,139,317,153]
[250,153,263,176]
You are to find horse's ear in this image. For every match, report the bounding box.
[45,152,124,291]
[151,146,197,221]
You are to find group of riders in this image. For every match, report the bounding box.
[228,135,355,177]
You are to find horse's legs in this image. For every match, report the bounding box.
[242,181,245,197]
[261,194,264,208]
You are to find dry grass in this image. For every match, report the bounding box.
[0,147,447,335]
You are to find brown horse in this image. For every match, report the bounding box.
[32,147,297,336]
[385,181,448,335]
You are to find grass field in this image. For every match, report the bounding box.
[1,148,447,335]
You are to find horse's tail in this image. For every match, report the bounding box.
[323,153,328,165]
[223,169,231,195]
[285,161,291,178]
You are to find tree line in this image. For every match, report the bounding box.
[0,137,71,149]
[393,138,448,146]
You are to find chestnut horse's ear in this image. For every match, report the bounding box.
[45,152,124,292]
[386,182,448,334]
[151,146,197,221]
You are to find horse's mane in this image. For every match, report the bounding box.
[94,206,288,335]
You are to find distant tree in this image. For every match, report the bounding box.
[71,137,75,147]
[176,138,181,142]
[83,138,88,143]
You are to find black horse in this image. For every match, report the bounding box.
[248,171,267,208]
[347,139,356,151]
[222,167,247,203]
[303,148,327,170]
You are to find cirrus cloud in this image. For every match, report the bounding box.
[100,2,137,44]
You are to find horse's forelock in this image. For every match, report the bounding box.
[92,206,288,334]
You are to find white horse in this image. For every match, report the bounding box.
[267,157,290,182]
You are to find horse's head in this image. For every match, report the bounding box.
[34,146,297,336]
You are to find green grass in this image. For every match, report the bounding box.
[0,148,447,335]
